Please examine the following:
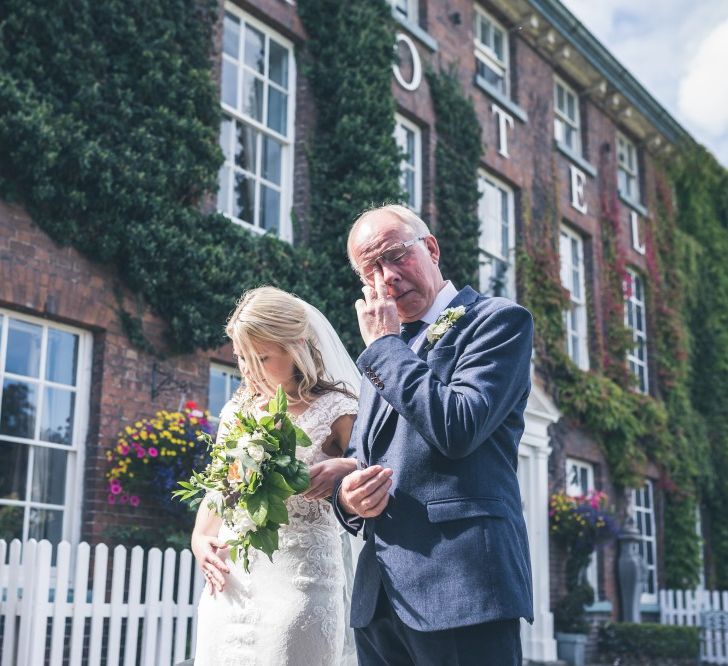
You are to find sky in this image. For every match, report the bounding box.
[560,0,728,167]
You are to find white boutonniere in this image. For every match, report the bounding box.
[425,306,467,349]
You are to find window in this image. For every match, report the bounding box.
[474,6,509,95]
[631,480,658,604]
[389,0,418,24]
[566,458,599,599]
[624,269,648,394]
[0,311,90,545]
[478,172,515,300]
[560,226,589,370]
[217,8,295,240]
[554,77,581,155]
[208,363,242,422]
[394,114,422,213]
[617,132,640,203]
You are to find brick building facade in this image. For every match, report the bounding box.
[0,0,694,662]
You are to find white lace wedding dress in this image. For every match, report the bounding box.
[195,389,359,666]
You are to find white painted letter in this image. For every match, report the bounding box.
[491,104,514,158]
[569,165,587,214]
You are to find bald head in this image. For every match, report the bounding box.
[347,204,445,323]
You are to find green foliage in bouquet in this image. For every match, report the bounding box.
[174,387,312,572]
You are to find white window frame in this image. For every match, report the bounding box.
[554,77,581,156]
[474,6,509,96]
[0,310,92,546]
[560,226,590,370]
[624,268,649,394]
[631,480,658,605]
[389,0,418,24]
[394,113,422,214]
[218,5,296,242]
[617,132,640,204]
[477,170,516,300]
[565,458,600,600]
[208,362,242,423]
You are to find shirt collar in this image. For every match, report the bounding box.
[420,281,458,326]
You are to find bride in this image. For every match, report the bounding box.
[192,286,361,666]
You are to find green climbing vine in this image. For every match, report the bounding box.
[426,69,482,288]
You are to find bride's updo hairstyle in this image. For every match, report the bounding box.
[226,286,354,403]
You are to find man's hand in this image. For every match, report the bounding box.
[355,269,400,346]
[338,465,393,518]
[191,533,230,594]
[303,458,358,501]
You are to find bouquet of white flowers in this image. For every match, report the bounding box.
[174,386,311,572]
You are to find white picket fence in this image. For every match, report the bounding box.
[0,538,203,666]
[660,588,728,664]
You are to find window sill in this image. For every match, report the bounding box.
[555,140,597,178]
[392,12,438,52]
[619,192,648,218]
[586,600,613,614]
[474,75,528,123]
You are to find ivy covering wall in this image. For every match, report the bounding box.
[1,0,727,588]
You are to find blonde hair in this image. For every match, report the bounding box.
[225,286,353,403]
[347,203,432,265]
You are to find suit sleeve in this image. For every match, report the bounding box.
[356,303,533,460]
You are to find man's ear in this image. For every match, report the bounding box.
[425,235,440,264]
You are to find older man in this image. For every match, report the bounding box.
[333,204,534,665]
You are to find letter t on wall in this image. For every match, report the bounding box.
[491,104,514,158]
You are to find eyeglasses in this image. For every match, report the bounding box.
[355,236,429,280]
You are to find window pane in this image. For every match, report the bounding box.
[0,380,37,439]
[235,123,257,173]
[269,40,288,89]
[31,447,67,505]
[260,186,280,233]
[217,166,231,213]
[46,329,78,386]
[28,507,63,543]
[242,72,263,122]
[208,369,227,420]
[0,441,28,500]
[6,319,42,378]
[220,117,233,162]
[0,504,24,542]
[403,169,415,208]
[493,28,503,61]
[221,58,238,108]
[267,87,287,136]
[244,25,265,74]
[230,374,241,396]
[234,173,255,224]
[40,387,75,445]
[556,84,564,112]
[223,13,240,59]
[476,59,504,93]
[262,136,282,185]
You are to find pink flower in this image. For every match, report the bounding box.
[119,443,130,455]
[130,495,140,507]
[120,494,129,504]
[136,448,146,458]
[107,494,116,505]
[109,481,122,495]
[148,447,158,458]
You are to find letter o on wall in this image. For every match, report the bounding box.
[393,33,422,92]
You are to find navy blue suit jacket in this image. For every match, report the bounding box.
[334,286,534,631]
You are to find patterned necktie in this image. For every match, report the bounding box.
[400,320,425,344]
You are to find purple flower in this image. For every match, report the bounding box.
[148,447,158,458]
[130,495,140,507]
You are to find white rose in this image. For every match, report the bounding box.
[247,442,266,463]
[232,507,258,533]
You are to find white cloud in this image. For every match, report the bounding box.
[561,0,728,166]
[678,19,728,137]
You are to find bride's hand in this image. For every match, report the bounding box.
[303,458,359,501]
[192,533,230,594]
